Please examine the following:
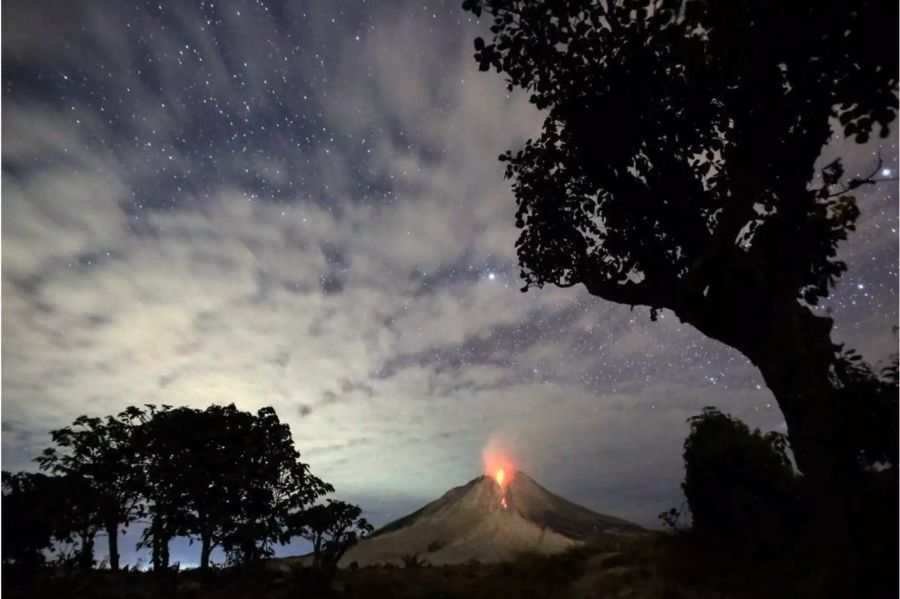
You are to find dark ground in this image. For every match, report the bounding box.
[2,532,854,599]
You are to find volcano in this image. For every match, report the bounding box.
[340,471,644,566]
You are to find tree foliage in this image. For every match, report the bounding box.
[830,349,899,471]
[132,404,188,571]
[1,471,104,573]
[465,0,895,304]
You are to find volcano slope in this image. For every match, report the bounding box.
[341,471,644,566]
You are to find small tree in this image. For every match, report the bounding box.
[682,408,799,539]
[2,471,103,574]
[53,474,106,571]
[294,500,372,576]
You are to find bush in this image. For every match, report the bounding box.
[682,407,799,539]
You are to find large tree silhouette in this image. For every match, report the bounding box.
[219,406,333,566]
[172,404,253,571]
[463,0,897,488]
[133,405,190,571]
[147,404,332,570]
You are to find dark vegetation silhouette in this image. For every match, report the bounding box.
[2,470,110,574]
[294,499,373,581]
[681,408,799,541]
[2,403,369,587]
[464,0,897,595]
[658,399,897,598]
[1,472,64,575]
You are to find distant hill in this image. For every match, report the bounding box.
[339,471,645,566]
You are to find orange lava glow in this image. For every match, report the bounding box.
[483,449,515,491]
[500,496,508,509]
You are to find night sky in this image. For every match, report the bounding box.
[2,0,897,567]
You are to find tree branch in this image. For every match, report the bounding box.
[575,256,671,310]
[821,157,894,199]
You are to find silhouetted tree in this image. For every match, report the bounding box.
[288,499,374,593]
[36,408,148,571]
[293,499,372,587]
[682,408,799,539]
[132,404,189,571]
[171,404,250,571]
[151,404,332,570]
[462,0,897,492]
[2,471,59,574]
[52,474,106,571]
[220,406,333,566]
[828,352,899,597]
[831,348,899,471]
[2,471,103,573]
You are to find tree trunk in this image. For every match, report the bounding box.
[106,521,120,571]
[313,536,322,569]
[200,530,212,571]
[151,518,162,571]
[152,535,161,571]
[685,296,864,595]
[684,295,851,484]
[79,532,95,572]
[160,536,170,570]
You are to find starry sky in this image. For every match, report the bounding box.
[2,0,897,567]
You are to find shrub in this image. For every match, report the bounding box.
[682,407,799,539]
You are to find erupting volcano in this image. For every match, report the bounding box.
[339,468,645,567]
